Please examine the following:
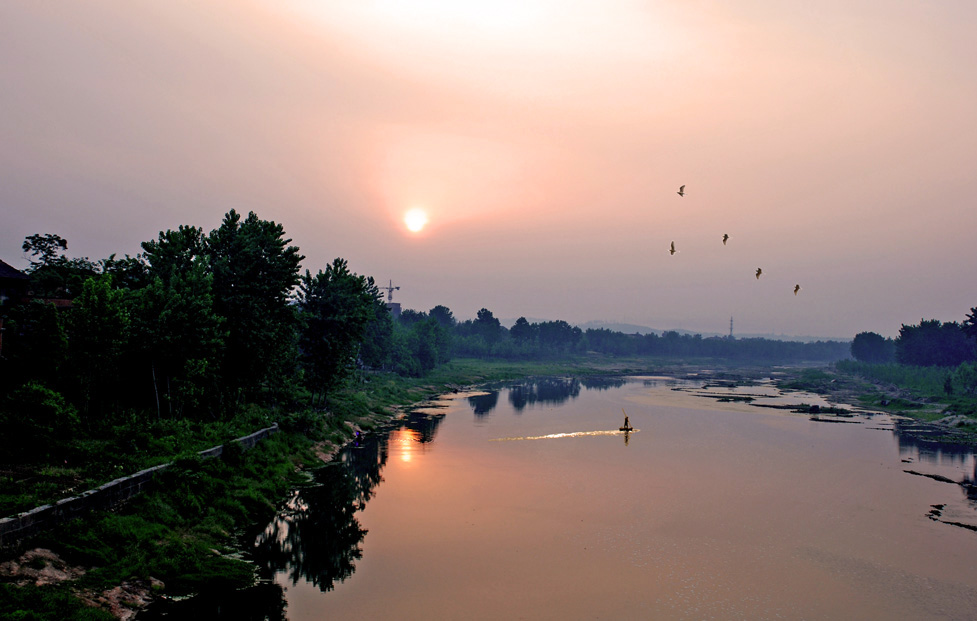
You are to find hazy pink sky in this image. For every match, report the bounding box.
[2,1,975,339]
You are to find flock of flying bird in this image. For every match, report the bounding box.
[671,185,801,296]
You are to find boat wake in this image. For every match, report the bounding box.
[490,429,638,442]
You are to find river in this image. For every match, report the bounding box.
[142,374,977,620]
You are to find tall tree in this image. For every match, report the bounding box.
[360,293,395,370]
[21,234,99,298]
[474,308,502,344]
[67,276,130,422]
[207,211,303,403]
[537,320,582,352]
[101,253,151,291]
[128,261,226,419]
[963,307,977,346]
[297,258,380,405]
[896,319,976,367]
[141,225,207,280]
[510,317,537,344]
[429,305,456,329]
[851,331,895,364]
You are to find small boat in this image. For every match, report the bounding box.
[619,408,633,432]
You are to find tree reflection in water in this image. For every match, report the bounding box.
[136,581,287,620]
[509,377,581,411]
[469,376,622,417]
[580,376,628,391]
[468,390,499,417]
[251,410,445,592]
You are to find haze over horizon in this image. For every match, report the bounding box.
[3,2,975,340]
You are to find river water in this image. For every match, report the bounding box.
[143,375,977,620]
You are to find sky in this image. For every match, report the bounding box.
[2,1,976,340]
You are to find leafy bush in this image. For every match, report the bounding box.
[0,383,79,460]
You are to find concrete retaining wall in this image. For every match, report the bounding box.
[0,423,278,548]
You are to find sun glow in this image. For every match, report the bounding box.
[404,208,428,232]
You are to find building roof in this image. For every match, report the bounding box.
[0,259,30,281]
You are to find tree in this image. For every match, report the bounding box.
[398,309,427,328]
[141,225,207,280]
[895,319,976,367]
[101,253,151,290]
[510,317,536,344]
[21,234,99,298]
[67,276,130,422]
[297,258,380,405]
[0,299,69,392]
[474,308,502,344]
[429,305,456,329]
[359,293,395,370]
[128,261,226,419]
[408,317,450,372]
[851,331,895,364]
[537,320,581,352]
[22,233,68,268]
[963,307,977,348]
[207,210,303,403]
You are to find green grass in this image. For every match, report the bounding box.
[834,360,977,420]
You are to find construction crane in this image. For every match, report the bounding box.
[381,279,400,302]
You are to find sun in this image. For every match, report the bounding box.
[404,208,428,233]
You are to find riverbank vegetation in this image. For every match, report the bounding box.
[839,311,977,421]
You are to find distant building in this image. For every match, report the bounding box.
[387,302,401,319]
[0,259,30,306]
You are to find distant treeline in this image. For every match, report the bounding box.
[1,211,850,460]
[400,307,850,363]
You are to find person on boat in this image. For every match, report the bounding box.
[623,415,631,430]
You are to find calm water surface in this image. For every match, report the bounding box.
[147,376,977,619]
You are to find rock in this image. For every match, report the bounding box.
[0,548,86,586]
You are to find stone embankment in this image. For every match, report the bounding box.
[0,424,279,547]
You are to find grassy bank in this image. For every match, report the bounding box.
[782,362,977,424]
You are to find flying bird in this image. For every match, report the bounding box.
[669,241,677,255]
[722,234,729,245]
[677,185,685,197]
[794,284,801,295]
[755,268,762,279]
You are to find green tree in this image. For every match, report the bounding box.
[963,307,977,350]
[359,289,395,370]
[0,300,70,409]
[851,331,895,363]
[297,258,380,406]
[207,210,303,403]
[475,308,502,344]
[408,317,451,372]
[510,317,537,344]
[429,305,456,329]
[67,276,130,422]
[141,225,207,279]
[537,320,582,352]
[22,233,99,298]
[128,261,226,419]
[398,308,428,328]
[101,253,151,290]
[896,319,976,367]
